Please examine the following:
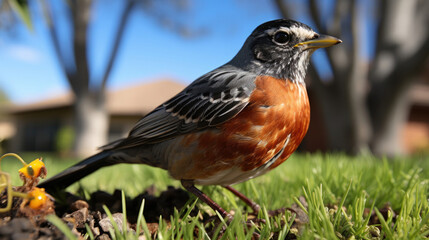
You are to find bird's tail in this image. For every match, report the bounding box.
[38,151,114,193]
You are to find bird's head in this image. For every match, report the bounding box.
[230,19,341,84]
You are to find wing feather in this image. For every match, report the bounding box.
[104,66,257,150]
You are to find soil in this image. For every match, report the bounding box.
[0,186,394,239]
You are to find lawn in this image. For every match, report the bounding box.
[1,152,428,239]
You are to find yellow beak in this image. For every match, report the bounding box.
[294,34,342,49]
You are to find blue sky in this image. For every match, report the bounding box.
[0,0,372,104]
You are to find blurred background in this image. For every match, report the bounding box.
[0,0,428,158]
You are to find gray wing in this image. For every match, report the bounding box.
[105,65,257,149]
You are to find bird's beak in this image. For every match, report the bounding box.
[294,34,342,49]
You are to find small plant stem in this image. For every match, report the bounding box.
[0,153,28,172]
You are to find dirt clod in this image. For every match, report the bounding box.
[0,186,317,239]
[64,207,89,228]
[70,199,89,211]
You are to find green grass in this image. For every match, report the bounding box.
[2,152,428,239]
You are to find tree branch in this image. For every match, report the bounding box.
[71,0,91,94]
[309,0,324,32]
[371,0,428,87]
[374,0,388,60]
[100,0,136,92]
[307,0,348,81]
[273,0,291,19]
[347,0,361,82]
[389,0,429,87]
[390,36,429,87]
[40,0,78,93]
[329,0,344,37]
[368,0,390,84]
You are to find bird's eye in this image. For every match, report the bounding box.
[273,31,290,44]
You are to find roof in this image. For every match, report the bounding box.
[11,79,186,115]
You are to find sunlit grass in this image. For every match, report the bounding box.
[3,152,428,239]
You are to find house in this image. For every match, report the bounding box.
[8,79,185,152]
[5,79,429,155]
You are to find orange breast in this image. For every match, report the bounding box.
[223,76,310,170]
[169,76,310,182]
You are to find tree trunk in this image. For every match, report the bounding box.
[369,84,412,156]
[310,82,354,151]
[73,91,109,156]
[368,0,429,156]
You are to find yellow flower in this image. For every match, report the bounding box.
[18,158,46,179]
[27,187,48,210]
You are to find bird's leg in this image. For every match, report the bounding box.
[181,180,230,218]
[224,186,261,214]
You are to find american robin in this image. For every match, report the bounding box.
[39,19,341,217]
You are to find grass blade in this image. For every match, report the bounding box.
[85,223,95,240]
[121,191,127,237]
[102,205,122,239]
[374,207,393,239]
[333,179,352,227]
[136,199,151,239]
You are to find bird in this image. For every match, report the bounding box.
[38,19,341,218]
